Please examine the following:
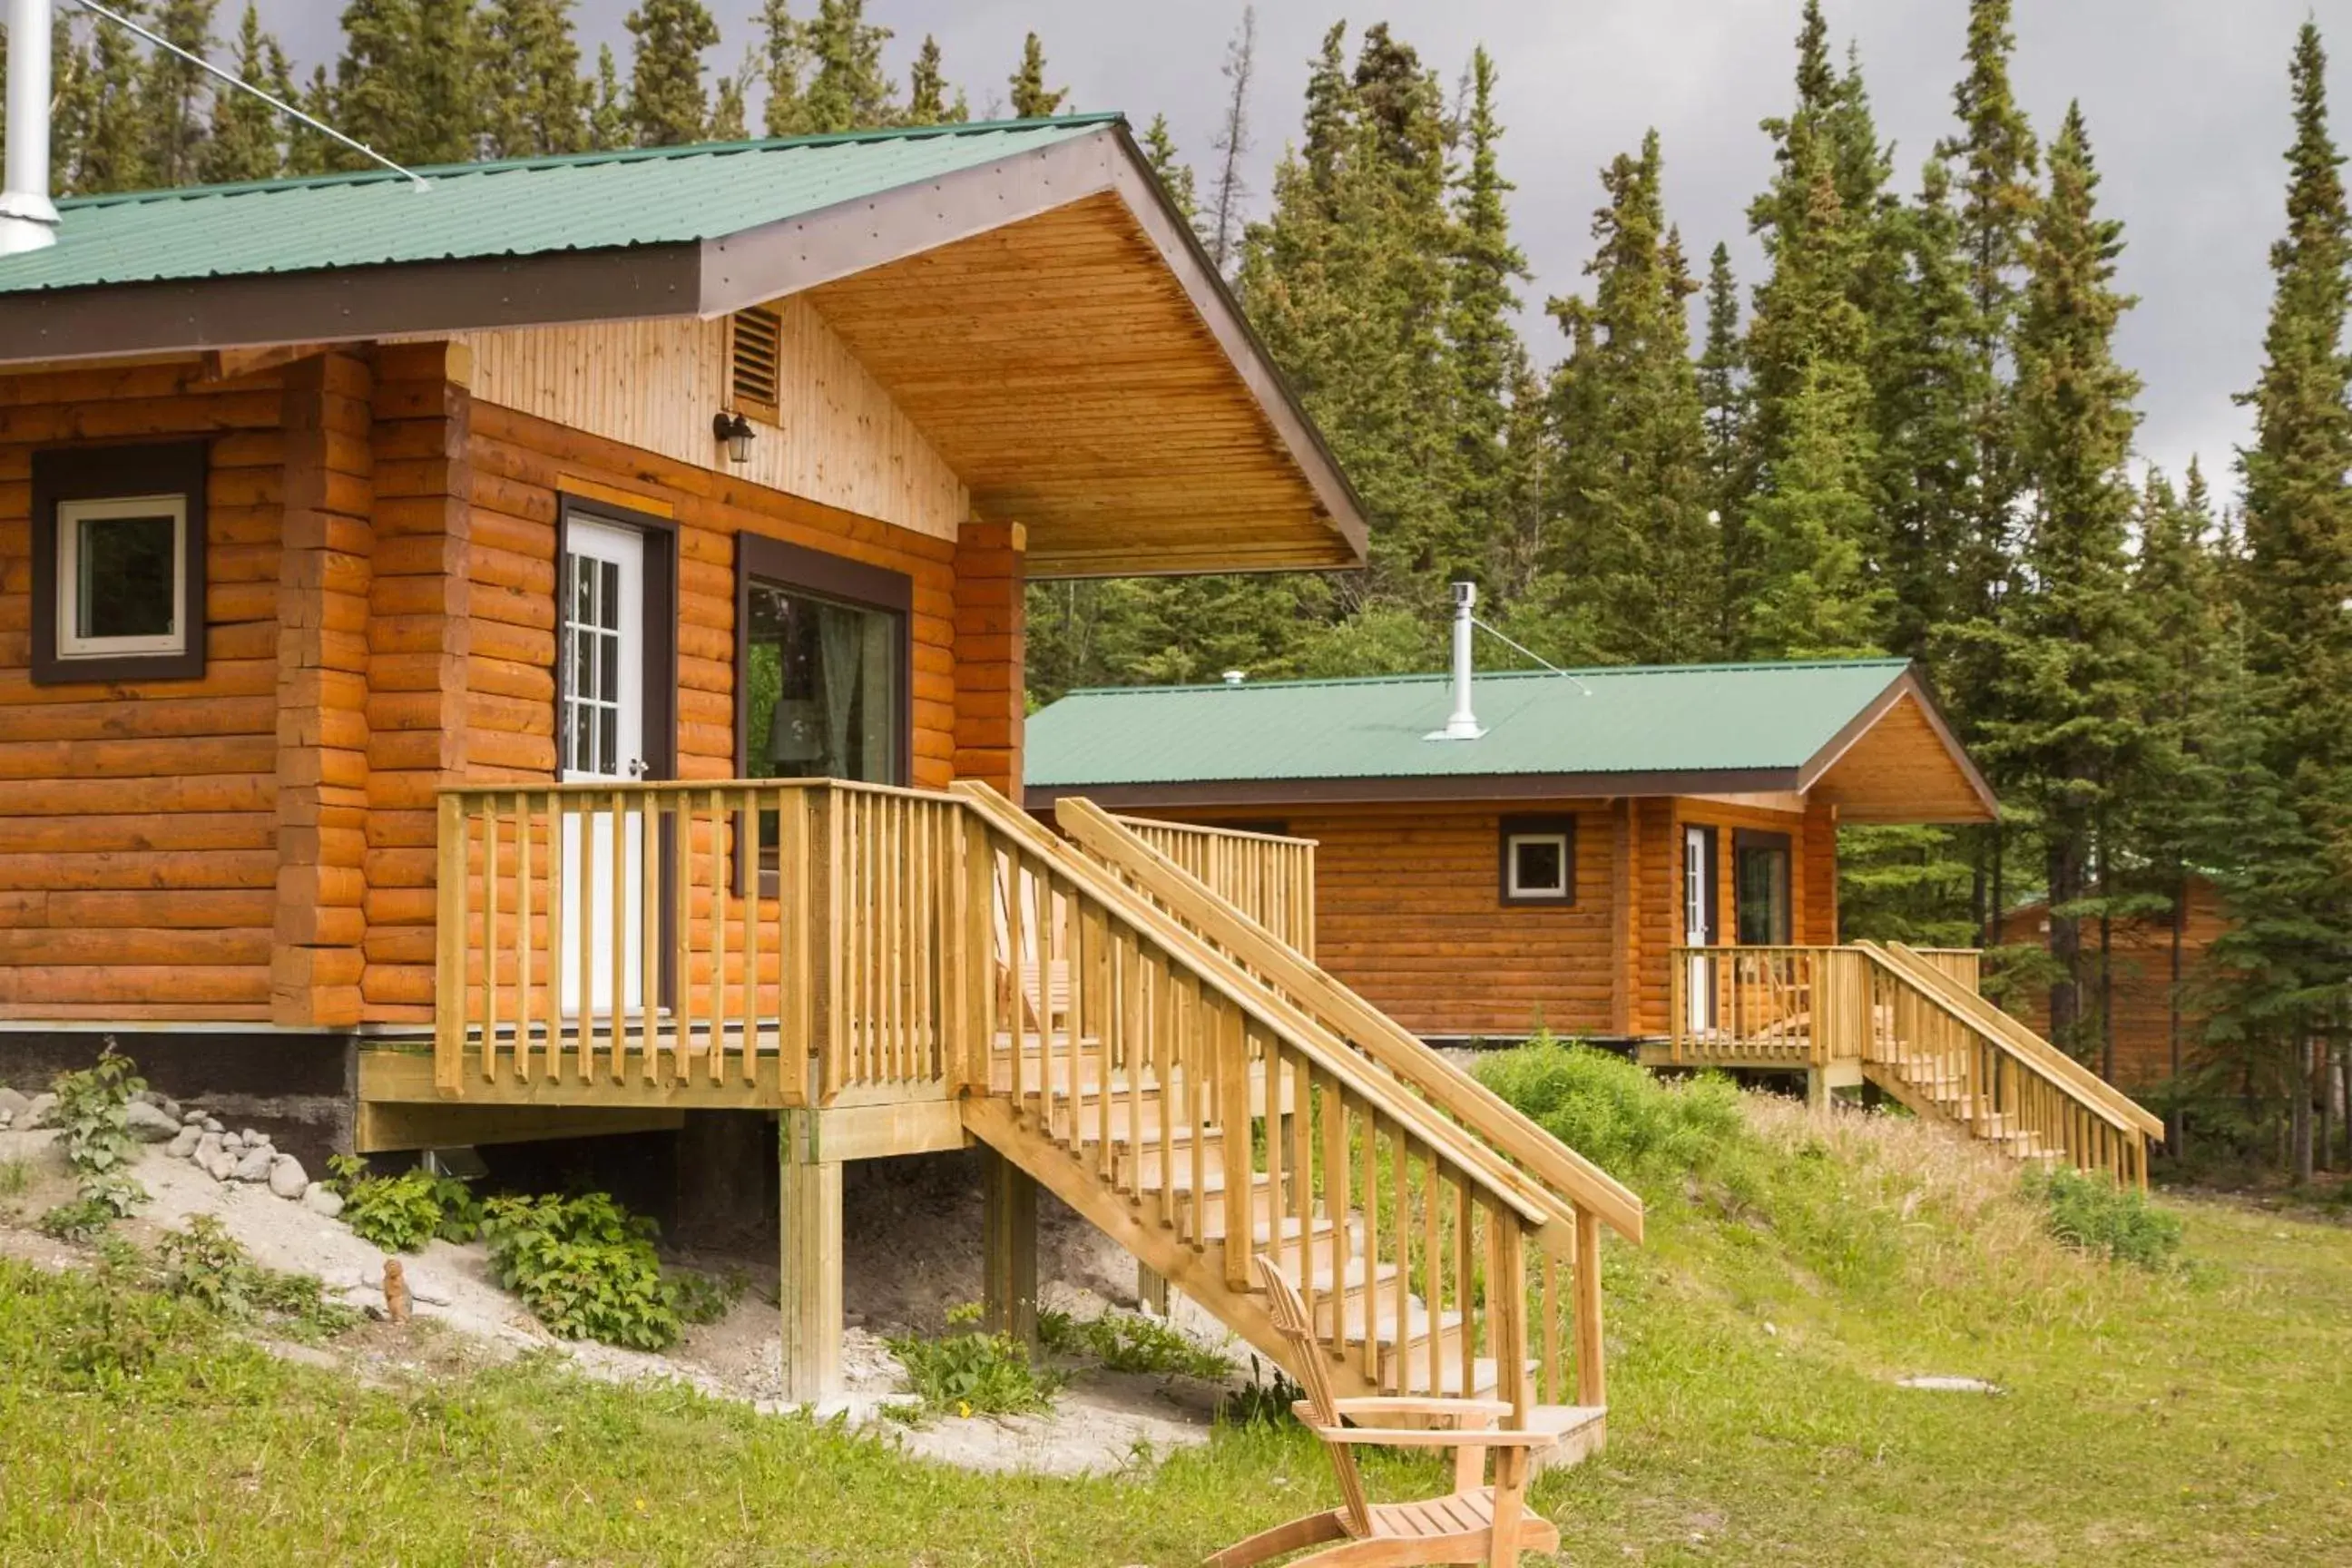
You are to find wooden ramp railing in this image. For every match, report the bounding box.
[959,783,1632,1429]
[1106,815,1318,956]
[1662,938,2162,1186]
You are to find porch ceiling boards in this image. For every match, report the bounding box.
[808,191,1344,577]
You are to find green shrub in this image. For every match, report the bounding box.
[326,1154,481,1253]
[46,1044,148,1224]
[37,1196,122,1242]
[887,1304,1065,1418]
[1219,1359,1307,1429]
[2030,1166,2185,1269]
[154,1215,358,1338]
[478,1191,718,1350]
[1475,1036,1749,1188]
[1039,1308,1233,1379]
[668,1267,746,1328]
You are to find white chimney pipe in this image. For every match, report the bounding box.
[1434,580,1484,740]
[1,0,60,256]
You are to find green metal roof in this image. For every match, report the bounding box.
[0,115,1119,295]
[1025,660,1918,791]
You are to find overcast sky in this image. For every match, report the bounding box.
[250,0,2352,502]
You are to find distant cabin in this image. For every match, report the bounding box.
[1996,875,2227,1090]
[1025,657,1997,1044]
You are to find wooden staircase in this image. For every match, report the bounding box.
[953,785,1642,1458]
[1856,941,2165,1183]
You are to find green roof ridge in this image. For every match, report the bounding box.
[1056,656,1910,698]
[56,113,1128,211]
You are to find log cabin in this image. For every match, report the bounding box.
[1027,596,2166,1181]
[1995,875,2227,1090]
[0,105,1651,1435]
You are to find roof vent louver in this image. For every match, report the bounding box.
[728,306,783,423]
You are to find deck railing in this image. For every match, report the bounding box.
[1666,946,1871,1065]
[1663,940,2161,1185]
[1107,816,1318,956]
[434,779,980,1102]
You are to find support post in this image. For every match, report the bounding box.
[1573,1208,1606,1411]
[980,1145,1039,1346]
[1806,1066,1831,1112]
[779,1108,843,1405]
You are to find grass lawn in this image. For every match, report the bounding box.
[5,1093,2350,1565]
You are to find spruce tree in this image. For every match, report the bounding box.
[1139,114,1195,217]
[1447,47,1528,574]
[1740,121,1882,658]
[587,44,628,149]
[1006,33,1064,119]
[764,0,894,135]
[479,0,591,158]
[332,0,422,169]
[2219,20,2352,1177]
[904,35,964,125]
[1976,103,2148,1053]
[1542,132,1719,663]
[625,0,718,147]
[1696,238,1746,644]
[201,4,286,183]
[140,1,219,189]
[1200,6,1257,272]
[62,0,152,194]
[410,0,483,163]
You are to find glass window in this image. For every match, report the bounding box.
[1736,835,1792,945]
[742,581,899,786]
[56,495,186,658]
[1500,816,1576,904]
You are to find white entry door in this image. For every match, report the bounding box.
[561,519,648,1016]
[1683,825,1714,1033]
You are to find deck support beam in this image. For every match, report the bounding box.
[980,1145,1039,1347]
[779,1108,844,1405]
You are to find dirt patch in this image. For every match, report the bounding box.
[2,1131,1248,1476]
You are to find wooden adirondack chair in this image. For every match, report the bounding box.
[1206,1259,1560,1568]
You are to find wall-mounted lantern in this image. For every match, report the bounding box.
[712,410,756,465]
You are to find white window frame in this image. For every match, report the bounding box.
[54,493,189,661]
[1505,830,1572,899]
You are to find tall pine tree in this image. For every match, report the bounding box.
[625,0,718,147]
[480,0,590,158]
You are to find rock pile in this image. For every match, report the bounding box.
[147,1093,333,1211]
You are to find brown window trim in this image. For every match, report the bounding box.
[30,440,209,686]
[1499,813,1577,906]
[732,532,916,896]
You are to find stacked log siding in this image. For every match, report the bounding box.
[0,361,289,1020]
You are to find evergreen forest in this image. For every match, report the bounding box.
[5,0,2349,1177]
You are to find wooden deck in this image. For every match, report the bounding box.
[375,779,1644,1434]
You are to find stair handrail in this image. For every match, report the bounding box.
[1867,942,2165,1142]
[1054,795,1644,1244]
[955,781,1550,1227]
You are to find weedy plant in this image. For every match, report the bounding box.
[41,1044,149,1230]
[324,1153,482,1253]
[2030,1165,2185,1269]
[1039,1307,1234,1379]
[154,1215,359,1338]
[887,1303,1066,1419]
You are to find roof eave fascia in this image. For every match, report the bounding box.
[1024,767,1803,811]
[0,243,706,368]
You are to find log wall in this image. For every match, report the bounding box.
[1995,875,2226,1089]
[0,360,289,1020]
[4,338,975,1032]
[1162,794,1818,1042]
